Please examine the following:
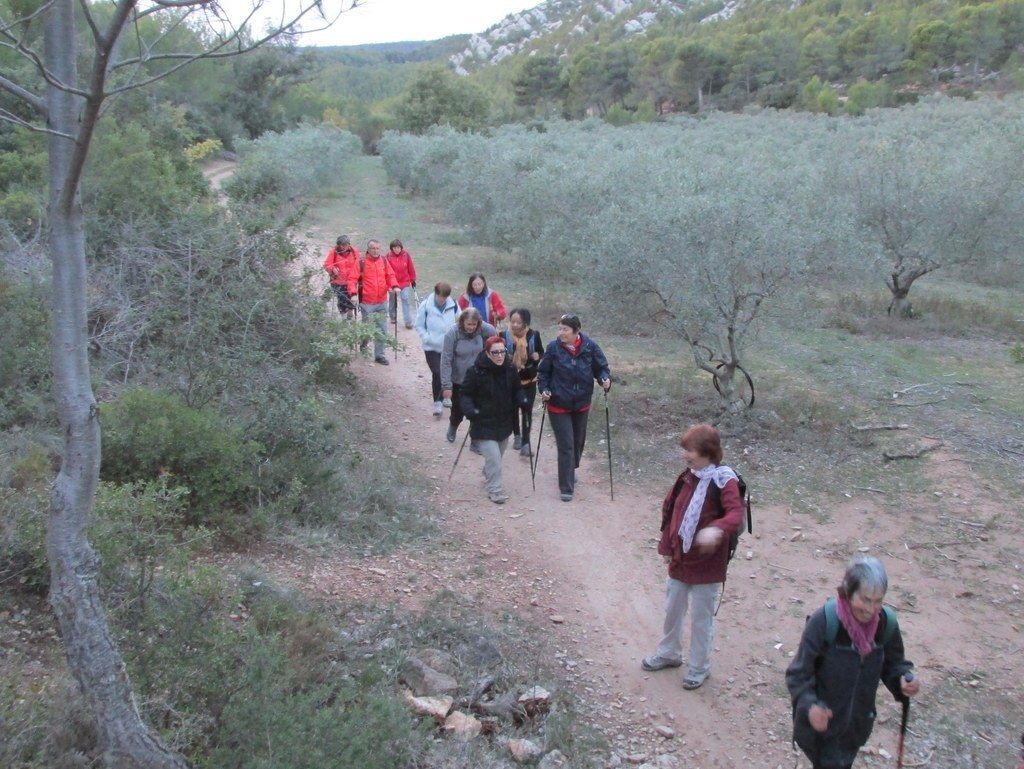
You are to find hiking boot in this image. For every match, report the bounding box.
[559,492,573,502]
[519,444,532,458]
[442,398,452,408]
[470,441,482,455]
[375,356,390,365]
[488,492,508,505]
[432,401,443,417]
[641,655,683,672]
[404,322,413,329]
[512,436,523,450]
[446,425,456,443]
[682,671,710,690]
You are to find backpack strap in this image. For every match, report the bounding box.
[823,597,898,645]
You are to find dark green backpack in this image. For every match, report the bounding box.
[822,597,898,645]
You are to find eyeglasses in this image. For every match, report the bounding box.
[488,349,507,356]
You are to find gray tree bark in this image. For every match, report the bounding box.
[0,2,348,766]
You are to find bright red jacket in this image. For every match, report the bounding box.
[456,289,507,325]
[323,246,361,295]
[386,249,417,288]
[360,255,398,304]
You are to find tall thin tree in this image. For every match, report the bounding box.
[0,2,349,766]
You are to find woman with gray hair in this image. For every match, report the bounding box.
[440,307,496,444]
[786,556,921,769]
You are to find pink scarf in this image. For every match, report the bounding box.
[835,593,880,657]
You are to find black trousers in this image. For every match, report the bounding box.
[449,383,465,428]
[512,382,537,442]
[424,351,442,402]
[548,409,589,495]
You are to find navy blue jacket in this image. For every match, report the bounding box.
[536,333,611,412]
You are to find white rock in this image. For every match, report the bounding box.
[402,690,453,723]
[509,738,544,763]
[443,711,482,740]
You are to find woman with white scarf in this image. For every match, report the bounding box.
[641,423,744,690]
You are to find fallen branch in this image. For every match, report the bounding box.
[852,486,886,494]
[893,384,931,395]
[883,441,944,461]
[767,562,796,572]
[850,422,909,431]
[937,515,987,529]
[889,398,947,407]
[907,540,981,550]
[900,748,934,767]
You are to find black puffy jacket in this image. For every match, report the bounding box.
[459,352,526,441]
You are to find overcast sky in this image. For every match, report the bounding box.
[236,1,537,46]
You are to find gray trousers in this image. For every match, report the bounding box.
[389,286,413,325]
[654,578,720,676]
[477,438,508,495]
[361,301,388,358]
[548,410,588,495]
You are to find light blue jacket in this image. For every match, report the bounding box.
[415,295,459,353]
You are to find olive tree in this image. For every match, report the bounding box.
[0,2,349,767]
[839,97,1024,318]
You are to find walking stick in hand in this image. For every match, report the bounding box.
[530,403,546,490]
[448,429,471,482]
[896,673,914,769]
[393,310,398,362]
[604,388,614,501]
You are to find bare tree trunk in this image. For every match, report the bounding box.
[45,2,188,767]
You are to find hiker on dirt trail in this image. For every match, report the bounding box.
[441,308,496,444]
[786,556,920,769]
[415,281,459,417]
[641,423,744,690]
[504,308,543,458]
[359,240,399,365]
[386,238,417,329]
[323,235,360,319]
[536,313,610,502]
[459,335,527,505]
[456,272,506,328]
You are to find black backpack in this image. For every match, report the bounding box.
[708,471,752,562]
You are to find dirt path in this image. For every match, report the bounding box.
[237,156,1021,767]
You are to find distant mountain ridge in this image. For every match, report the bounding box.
[450,0,708,74]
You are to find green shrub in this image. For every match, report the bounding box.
[0,278,52,429]
[100,389,262,534]
[207,642,423,769]
[0,485,49,594]
[1010,343,1024,364]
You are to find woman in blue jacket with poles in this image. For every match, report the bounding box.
[537,313,611,502]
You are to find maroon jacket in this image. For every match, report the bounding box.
[657,469,744,584]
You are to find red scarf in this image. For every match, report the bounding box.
[835,593,880,657]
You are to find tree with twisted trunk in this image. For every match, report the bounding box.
[0,2,348,766]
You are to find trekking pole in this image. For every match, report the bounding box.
[896,673,914,769]
[393,308,398,361]
[530,403,546,488]
[448,429,471,482]
[525,407,535,491]
[604,388,614,501]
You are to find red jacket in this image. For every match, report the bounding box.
[657,469,744,585]
[387,249,417,288]
[456,289,507,325]
[360,255,398,304]
[323,246,361,295]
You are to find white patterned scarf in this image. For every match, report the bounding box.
[678,464,739,553]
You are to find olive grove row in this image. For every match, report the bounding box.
[379,95,1024,411]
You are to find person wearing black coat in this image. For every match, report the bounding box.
[504,307,544,458]
[536,313,611,502]
[786,556,920,769]
[459,335,527,505]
